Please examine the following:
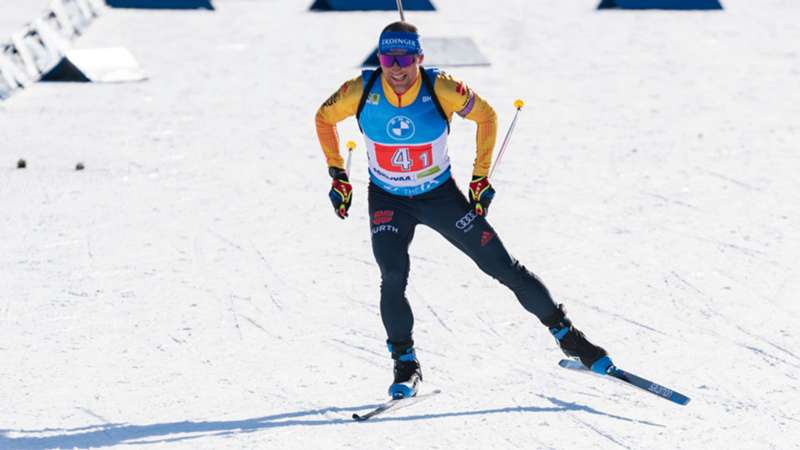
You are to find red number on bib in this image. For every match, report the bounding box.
[375,144,433,172]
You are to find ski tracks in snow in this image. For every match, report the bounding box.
[409,284,455,334]
[569,414,635,450]
[734,325,800,366]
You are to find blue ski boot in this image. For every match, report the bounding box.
[545,304,614,374]
[387,340,422,399]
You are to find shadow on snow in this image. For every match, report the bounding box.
[1,396,663,449]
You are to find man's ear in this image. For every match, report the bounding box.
[418,54,425,64]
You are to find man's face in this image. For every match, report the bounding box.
[379,51,424,93]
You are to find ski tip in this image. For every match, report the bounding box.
[352,413,365,421]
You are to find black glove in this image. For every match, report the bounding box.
[468,175,495,217]
[328,167,352,219]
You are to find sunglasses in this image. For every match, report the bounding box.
[378,54,417,68]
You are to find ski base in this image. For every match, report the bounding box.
[559,359,690,406]
[352,389,442,422]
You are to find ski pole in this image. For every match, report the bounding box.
[489,99,525,179]
[396,0,406,21]
[345,140,356,177]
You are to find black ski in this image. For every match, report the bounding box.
[559,359,690,405]
[352,389,442,422]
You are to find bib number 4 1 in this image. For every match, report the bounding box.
[376,144,433,172]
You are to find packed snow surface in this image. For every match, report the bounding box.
[1,0,799,448]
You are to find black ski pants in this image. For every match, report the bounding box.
[368,178,559,344]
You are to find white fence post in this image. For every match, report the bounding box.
[74,0,95,22]
[0,51,33,90]
[10,32,41,80]
[50,0,80,39]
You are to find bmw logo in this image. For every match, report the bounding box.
[386,116,415,141]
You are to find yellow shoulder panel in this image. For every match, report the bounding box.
[432,71,498,177]
[432,71,473,118]
[315,76,363,170]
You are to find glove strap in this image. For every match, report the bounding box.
[329,166,349,181]
[469,176,491,200]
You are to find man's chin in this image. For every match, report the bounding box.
[389,73,408,83]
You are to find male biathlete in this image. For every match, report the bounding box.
[315,21,613,399]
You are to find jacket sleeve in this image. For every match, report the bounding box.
[314,76,364,170]
[432,72,498,177]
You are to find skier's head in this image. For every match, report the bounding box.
[377,21,424,93]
